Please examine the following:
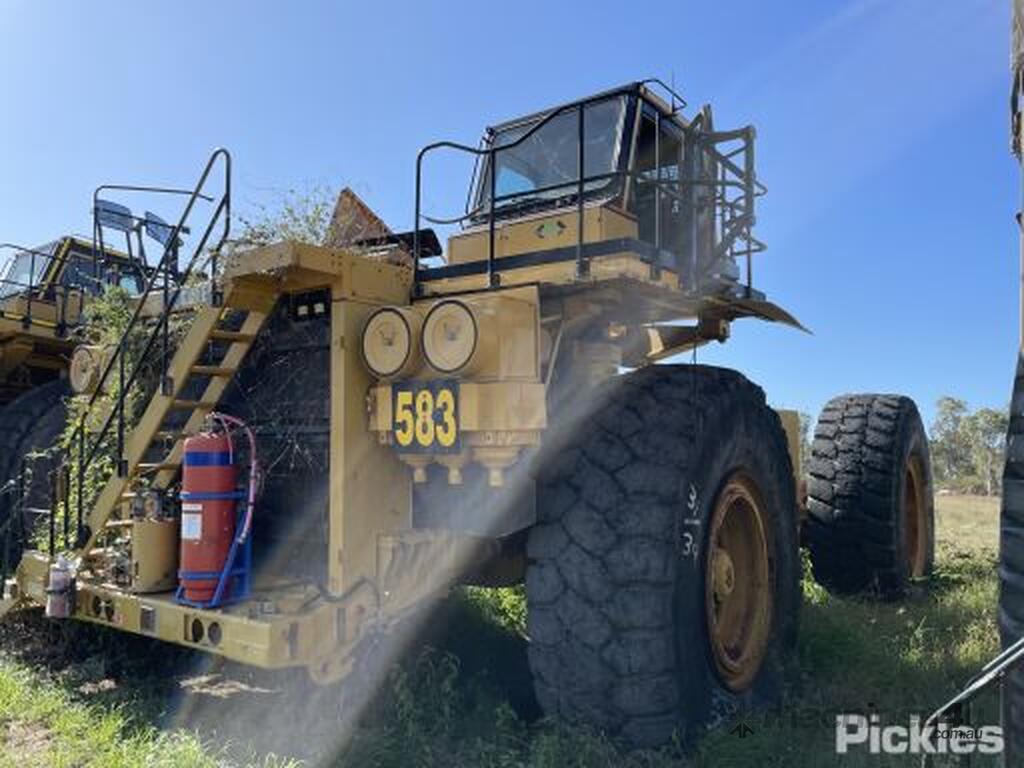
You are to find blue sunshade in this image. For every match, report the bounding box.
[144,211,176,247]
[95,200,135,233]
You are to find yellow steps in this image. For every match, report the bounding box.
[190,365,236,377]
[76,276,278,559]
[209,330,256,343]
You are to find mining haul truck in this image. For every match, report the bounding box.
[0,233,161,556]
[0,81,935,746]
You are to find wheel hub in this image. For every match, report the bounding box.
[703,472,774,692]
[712,547,736,600]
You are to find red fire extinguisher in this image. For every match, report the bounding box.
[179,432,238,603]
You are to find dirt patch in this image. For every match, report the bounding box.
[77,677,117,695]
[1,719,53,762]
[179,672,275,699]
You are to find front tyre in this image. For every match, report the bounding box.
[525,365,799,747]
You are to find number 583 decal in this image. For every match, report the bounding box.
[393,380,459,452]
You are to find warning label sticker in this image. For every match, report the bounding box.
[181,513,202,541]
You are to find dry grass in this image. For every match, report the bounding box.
[935,492,1000,554]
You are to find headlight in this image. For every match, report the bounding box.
[362,307,418,379]
[69,345,107,395]
[422,300,479,373]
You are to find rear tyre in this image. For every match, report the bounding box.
[1000,357,1024,763]
[525,365,799,747]
[0,380,68,552]
[806,394,934,598]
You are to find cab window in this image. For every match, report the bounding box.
[475,95,627,216]
[0,242,57,298]
[60,255,144,296]
[118,270,144,294]
[631,108,684,255]
[60,256,107,295]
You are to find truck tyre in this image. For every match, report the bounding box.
[526,365,799,746]
[805,394,933,598]
[1000,358,1024,763]
[0,379,68,550]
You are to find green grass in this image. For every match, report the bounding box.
[0,494,1006,766]
[0,661,298,768]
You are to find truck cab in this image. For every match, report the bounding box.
[420,81,756,303]
[0,236,144,403]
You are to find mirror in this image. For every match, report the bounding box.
[95,200,134,233]
[144,211,175,247]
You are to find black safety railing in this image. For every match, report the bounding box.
[92,183,212,276]
[0,242,85,335]
[92,183,213,404]
[64,149,232,549]
[0,459,27,590]
[0,457,71,592]
[919,638,1024,767]
[412,83,765,297]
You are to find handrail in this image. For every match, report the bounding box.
[71,149,232,546]
[423,166,759,231]
[84,149,230,417]
[92,183,214,272]
[0,243,61,328]
[414,96,764,296]
[0,455,71,587]
[919,638,1024,767]
[0,459,26,586]
[414,87,630,283]
[0,239,145,332]
[640,77,688,111]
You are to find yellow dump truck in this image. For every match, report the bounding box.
[0,236,151,556]
[0,82,934,746]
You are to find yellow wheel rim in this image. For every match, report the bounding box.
[704,472,774,692]
[904,452,929,578]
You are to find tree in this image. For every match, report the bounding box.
[929,397,1009,495]
[232,185,338,249]
[964,407,1008,496]
[930,397,972,489]
[799,411,813,469]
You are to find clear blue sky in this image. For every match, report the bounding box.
[0,0,1013,427]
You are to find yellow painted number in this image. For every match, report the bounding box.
[435,388,457,447]
[414,390,435,446]
[394,390,415,447]
[394,384,458,449]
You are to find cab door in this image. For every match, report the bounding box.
[629,105,685,260]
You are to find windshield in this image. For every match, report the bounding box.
[0,241,57,298]
[475,95,626,214]
[62,254,146,296]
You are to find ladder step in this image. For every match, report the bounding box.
[209,330,256,343]
[104,519,134,529]
[190,365,236,377]
[155,430,184,441]
[170,399,215,411]
[135,462,180,475]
